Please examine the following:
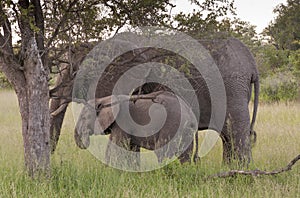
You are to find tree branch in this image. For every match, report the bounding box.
[205,154,300,180]
[0,49,26,92]
[31,0,46,63]
[99,91,164,110]
[50,90,165,117]
[46,0,77,48]
[0,3,13,54]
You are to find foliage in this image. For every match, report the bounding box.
[264,0,300,50]
[289,49,300,77]
[253,0,300,103]
[260,71,299,103]
[44,0,174,47]
[173,0,236,39]
[255,45,290,77]
[173,4,262,55]
[42,0,187,75]
[218,17,262,53]
[253,45,299,103]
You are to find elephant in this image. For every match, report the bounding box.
[50,37,259,166]
[74,91,198,166]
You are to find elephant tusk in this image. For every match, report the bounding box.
[50,103,68,117]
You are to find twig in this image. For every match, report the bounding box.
[204,154,300,180]
[46,0,77,48]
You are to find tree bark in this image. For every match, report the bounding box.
[0,38,50,177]
[22,38,50,177]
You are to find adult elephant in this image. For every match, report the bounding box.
[50,37,259,165]
[202,38,259,165]
[74,91,198,167]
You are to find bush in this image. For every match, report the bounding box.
[289,49,300,78]
[260,71,299,103]
[255,45,290,78]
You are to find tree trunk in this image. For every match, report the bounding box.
[0,38,50,177]
[21,38,50,177]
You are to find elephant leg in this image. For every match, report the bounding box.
[154,138,168,164]
[105,136,114,165]
[221,108,252,166]
[178,140,198,164]
[178,129,199,164]
[155,130,198,164]
[50,104,68,153]
[105,127,141,169]
[105,129,132,168]
[154,150,163,164]
[130,143,141,169]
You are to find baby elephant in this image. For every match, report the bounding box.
[75,91,198,167]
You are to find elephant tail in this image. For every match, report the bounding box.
[250,76,259,144]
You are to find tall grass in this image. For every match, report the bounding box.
[0,90,299,197]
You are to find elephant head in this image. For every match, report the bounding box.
[74,91,164,149]
[74,95,120,149]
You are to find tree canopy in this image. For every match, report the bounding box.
[264,0,300,50]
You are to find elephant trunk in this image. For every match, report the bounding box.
[74,106,98,149]
[74,124,90,149]
[50,100,70,153]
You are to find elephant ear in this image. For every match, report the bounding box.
[94,96,120,134]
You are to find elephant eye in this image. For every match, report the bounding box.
[96,103,102,110]
[95,103,102,115]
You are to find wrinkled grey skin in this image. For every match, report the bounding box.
[75,91,198,165]
[51,37,259,166]
[204,39,259,165]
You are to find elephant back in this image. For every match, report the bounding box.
[199,38,258,78]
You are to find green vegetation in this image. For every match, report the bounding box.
[264,0,300,51]
[0,90,299,197]
[256,0,300,102]
[260,71,299,103]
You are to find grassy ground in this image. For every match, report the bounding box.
[0,90,299,197]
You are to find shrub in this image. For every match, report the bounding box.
[289,49,300,78]
[260,71,299,103]
[255,45,290,78]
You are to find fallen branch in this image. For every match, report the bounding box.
[205,154,300,180]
